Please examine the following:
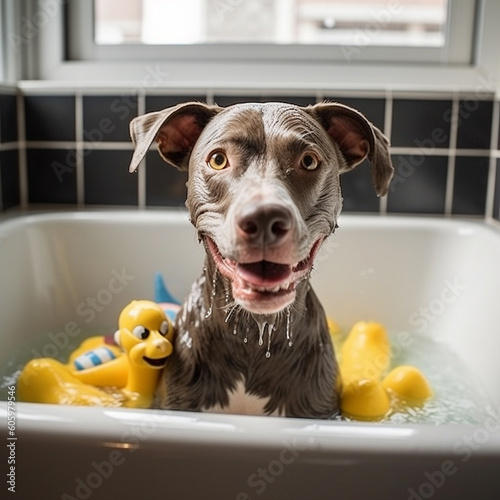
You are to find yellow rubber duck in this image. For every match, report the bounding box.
[17,300,175,409]
[330,320,432,421]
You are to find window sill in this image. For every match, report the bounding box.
[16,60,500,97]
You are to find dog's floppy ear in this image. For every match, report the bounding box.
[307,102,394,197]
[129,101,221,172]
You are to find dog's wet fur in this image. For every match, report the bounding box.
[129,101,393,418]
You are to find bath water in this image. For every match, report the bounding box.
[1,327,498,426]
[380,331,498,425]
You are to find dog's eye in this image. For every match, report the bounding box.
[300,153,320,171]
[132,325,150,340]
[208,151,229,170]
[300,153,320,170]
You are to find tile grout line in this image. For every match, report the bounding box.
[136,90,146,208]
[485,99,499,219]
[205,90,214,106]
[14,140,494,156]
[8,88,500,215]
[22,140,134,149]
[16,90,28,209]
[75,92,85,207]
[380,90,393,214]
[444,96,459,216]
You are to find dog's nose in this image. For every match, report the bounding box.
[237,203,293,247]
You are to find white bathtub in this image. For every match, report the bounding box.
[1,210,499,500]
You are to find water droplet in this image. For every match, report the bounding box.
[253,316,275,356]
[286,305,293,347]
[266,323,273,358]
[180,331,193,349]
[256,319,267,346]
[205,269,218,319]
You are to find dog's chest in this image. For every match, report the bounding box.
[203,379,281,416]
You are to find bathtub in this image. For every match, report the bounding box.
[1,210,499,500]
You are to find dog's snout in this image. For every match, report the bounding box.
[237,203,293,247]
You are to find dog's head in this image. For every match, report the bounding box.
[129,101,393,315]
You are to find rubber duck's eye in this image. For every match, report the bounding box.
[208,151,229,170]
[159,321,169,336]
[132,325,150,340]
[300,153,320,171]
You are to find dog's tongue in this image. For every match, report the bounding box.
[237,261,292,287]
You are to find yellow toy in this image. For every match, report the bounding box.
[382,365,432,403]
[17,300,175,408]
[330,320,432,421]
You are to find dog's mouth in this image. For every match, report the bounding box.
[205,237,323,314]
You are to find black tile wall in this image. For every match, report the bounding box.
[27,148,77,204]
[452,156,489,216]
[213,95,316,107]
[0,90,19,212]
[325,97,386,131]
[0,94,18,144]
[25,95,75,142]
[391,99,452,149]
[0,89,498,221]
[0,150,20,210]
[84,149,138,205]
[387,155,448,214]
[146,95,206,113]
[456,99,493,150]
[340,158,380,213]
[83,95,138,143]
[145,151,188,207]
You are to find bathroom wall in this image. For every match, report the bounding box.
[0,87,20,211]
[1,85,500,222]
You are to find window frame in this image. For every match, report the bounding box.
[6,0,500,94]
[69,0,475,65]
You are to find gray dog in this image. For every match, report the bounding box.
[129,101,393,418]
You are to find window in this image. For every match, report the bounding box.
[69,0,476,64]
[95,0,449,48]
[11,0,499,91]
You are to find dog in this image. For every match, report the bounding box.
[128,101,393,418]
